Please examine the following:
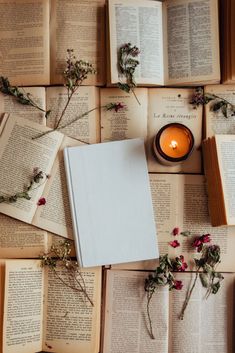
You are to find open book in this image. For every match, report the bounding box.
[0,0,105,86]
[0,259,101,353]
[100,87,203,173]
[102,269,235,353]
[204,84,235,138]
[112,174,235,272]
[107,0,220,86]
[0,86,98,257]
[0,114,85,239]
[203,134,235,226]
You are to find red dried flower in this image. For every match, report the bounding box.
[114,102,125,112]
[169,240,180,248]
[172,227,180,236]
[193,234,211,252]
[173,280,183,290]
[174,255,188,271]
[37,197,46,206]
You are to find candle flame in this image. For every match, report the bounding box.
[170,140,178,149]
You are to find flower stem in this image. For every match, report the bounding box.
[146,291,155,339]
[179,272,198,320]
[31,106,99,140]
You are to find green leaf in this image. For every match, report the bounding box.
[117,82,130,93]
[221,104,228,118]
[180,231,191,237]
[211,282,220,294]
[199,273,209,288]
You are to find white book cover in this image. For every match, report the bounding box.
[64,138,158,267]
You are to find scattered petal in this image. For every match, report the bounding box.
[37,197,46,206]
[172,227,180,236]
[169,240,180,248]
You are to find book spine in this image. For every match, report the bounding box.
[63,147,83,267]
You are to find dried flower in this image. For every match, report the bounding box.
[172,227,180,236]
[190,87,235,118]
[37,197,46,206]
[169,240,180,248]
[173,280,183,290]
[192,233,211,252]
[179,238,223,320]
[117,43,141,105]
[0,168,47,204]
[0,76,51,117]
[106,102,126,112]
[40,241,93,306]
[173,255,188,272]
[145,254,182,339]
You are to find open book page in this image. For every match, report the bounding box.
[204,85,235,137]
[164,0,220,85]
[46,86,100,142]
[102,269,169,353]
[0,214,48,258]
[42,266,101,353]
[147,88,202,173]
[50,0,106,86]
[2,259,44,353]
[215,135,235,225]
[100,88,148,142]
[0,0,50,86]
[108,0,164,85]
[179,174,235,271]
[169,273,234,353]
[114,173,235,271]
[0,115,63,224]
[33,136,82,239]
[0,87,46,125]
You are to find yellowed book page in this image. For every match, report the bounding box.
[215,134,235,225]
[169,273,234,353]
[32,136,82,239]
[0,115,63,224]
[100,88,148,142]
[2,259,44,353]
[0,0,50,86]
[42,266,101,353]
[164,0,220,85]
[0,260,5,353]
[102,269,169,353]
[50,0,106,86]
[46,86,100,143]
[108,0,164,85]
[147,88,202,173]
[179,174,235,271]
[0,87,46,125]
[0,214,48,258]
[204,85,235,138]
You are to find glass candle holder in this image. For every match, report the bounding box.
[152,123,194,166]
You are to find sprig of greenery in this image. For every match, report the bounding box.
[190,87,235,118]
[0,168,48,204]
[0,76,51,118]
[117,43,141,105]
[40,241,93,306]
[32,49,97,140]
[32,102,125,140]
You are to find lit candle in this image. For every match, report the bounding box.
[153,123,194,166]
